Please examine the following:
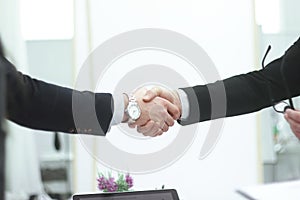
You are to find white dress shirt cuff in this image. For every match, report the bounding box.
[110,94,125,126]
[177,89,190,120]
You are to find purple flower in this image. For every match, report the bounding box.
[125,174,133,188]
[97,172,134,192]
[97,177,107,190]
[106,177,118,192]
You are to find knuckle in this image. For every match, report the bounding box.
[152,133,157,137]
[142,132,148,136]
[163,101,168,107]
[145,90,151,95]
[137,128,142,133]
[169,120,175,126]
[174,109,180,116]
[161,111,168,119]
[152,123,159,129]
[164,126,169,132]
[160,120,165,127]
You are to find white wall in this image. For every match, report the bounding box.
[74,0,258,199]
[0,0,44,198]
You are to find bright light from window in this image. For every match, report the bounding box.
[20,0,74,40]
[254,0,281,33]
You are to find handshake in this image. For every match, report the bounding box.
[121,86,182,137]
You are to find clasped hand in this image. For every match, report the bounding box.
[123,86,182,137]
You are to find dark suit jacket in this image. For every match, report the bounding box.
[1,56,113,136]
[180,37,300,125]
[3,38,299,131]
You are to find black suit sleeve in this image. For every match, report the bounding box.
[1,56,113,135]
[179,37,300,125]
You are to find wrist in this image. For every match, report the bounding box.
[173,90,182,116]
[176,89,189,119]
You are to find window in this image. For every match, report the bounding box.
[20,0,74,40]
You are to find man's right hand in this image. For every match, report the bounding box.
[129,86,182,137]
[284,109,300,140]
[125,86,182,137]
[143,86,182,115]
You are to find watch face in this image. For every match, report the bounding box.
[128,103,141,120]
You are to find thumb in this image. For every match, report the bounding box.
[128,123,136,129]
[143,88,159,102]
[143,87,176,104]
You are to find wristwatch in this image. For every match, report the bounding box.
[125,94,141,122]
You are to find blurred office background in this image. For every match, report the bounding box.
[0,0,299,199]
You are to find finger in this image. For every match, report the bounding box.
[285,109,300,123]
[128,122,136,129]
[153,129,163,137]
[150,106,174,127]
[157,130,164,136]
[163,100,181,120]
[146,126,161,137]
[143,88,159,102]
[284,113,300,139]
[153,121,168,133]
[161,123,169,132]
[148,103,174,125]
[137,121,155,133]
[285,116,300,135]
[143,87,175,103]
[147,101,177,126]
[163,111,175,127]
[141,121,160,137]
[284,113,289,121]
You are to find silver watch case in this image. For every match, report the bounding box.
[126,96,141,121]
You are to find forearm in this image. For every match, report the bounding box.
[180,69,278,125]
[4,58,113,135]
[179,37,300,125]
